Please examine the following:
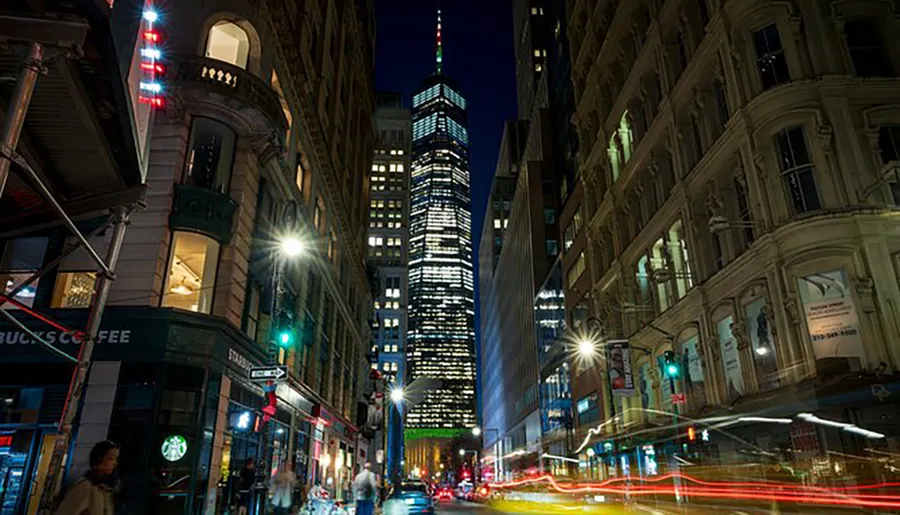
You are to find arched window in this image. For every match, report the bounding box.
[205,21,250,68]
[162,231,220,314]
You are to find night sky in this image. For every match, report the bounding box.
[374,0,518,371]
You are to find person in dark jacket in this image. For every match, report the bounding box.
[54,441,119,515]
[237,458,256,515]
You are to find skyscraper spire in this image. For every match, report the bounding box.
[436,7,443,74]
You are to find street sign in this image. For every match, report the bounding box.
[249,365,288,382]
[671,393,687,405]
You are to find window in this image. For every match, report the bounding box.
[314,197,325,232]
[271,70,293,144]
[567,252,586,289]
[697,0,710,25]
[576,393,600,425]
[296,162,306,193]
[242,282,261,340]
[494,218,501,229]
[844,19,893,78]
[775,127,820,213]
[713,79,729,130]
[544,208,556,225]
[753,24,790,89]
[878,126,900,164]
[0,237,48,309]
[162,232,220,314]
[546,240,558,256]
[185,118,237,193]
[735,177,755,245]
[205,21,250,69]
[51,272,96,308]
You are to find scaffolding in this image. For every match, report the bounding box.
[0,14,147,513]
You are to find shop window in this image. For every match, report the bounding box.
[205,21,250,69]
[162,232,220,313]
[744,298,779,391]
[717,314,744,400]
[796,269,864,362]
[775,127,821,214]
[185,117,237,193]
[844,19,893,78]
[753,23,790,89]
[51,272,97,308]
[0,236,48,309]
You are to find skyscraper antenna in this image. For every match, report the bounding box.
[436,5,443,74]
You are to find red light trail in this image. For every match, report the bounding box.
[489,473,900,509]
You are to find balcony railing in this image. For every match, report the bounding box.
[169,183,238,244]
[169,56,288,136]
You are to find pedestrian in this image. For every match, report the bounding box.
[352,462,378,515]
[237,458,256,515]
[269,462,297,515]
[54,440,119,515]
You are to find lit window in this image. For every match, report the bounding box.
[185,117,237,193]
[494,219,501,229]
[0,237,49,309]
[535,63,543,72]
[205,21,250,69]
[162,232,220,314]
[51,272,97,308]
[534,49,541,58]
[295,163,305,193]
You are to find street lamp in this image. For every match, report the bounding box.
[279,236,305,257]
[471,426,482,436]
[390,386,405,403]
[578,337,596,358]
[459,448,466,456]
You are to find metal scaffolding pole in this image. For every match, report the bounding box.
[0,41,42,198]
[38,207,131,513]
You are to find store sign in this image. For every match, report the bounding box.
[0,435,12,447]
[605,340,635,396]
[670,393,686,405]
[0,329,131,346]
[161,434,188,462]
[228,348,252,374]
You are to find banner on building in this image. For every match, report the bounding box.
[797,269,864,360]
[717,315,744,399]
[605,340,635,396]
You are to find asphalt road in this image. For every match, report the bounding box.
[433,499,494,514]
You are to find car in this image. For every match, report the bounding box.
[434,487,453,501]
[383,480,435,515]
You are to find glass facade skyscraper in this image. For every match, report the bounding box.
[406,63,476,430]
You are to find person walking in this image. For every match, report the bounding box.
[54,440,119,515]
[351,462,378,515]
[236,458,256,515]
[269,462,297,515]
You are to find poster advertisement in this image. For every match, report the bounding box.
[717,315,744,399]
[797,269,864,360]
[606,340,635,396]
[745,298,779,391]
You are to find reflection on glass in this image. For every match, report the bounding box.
[185,118,237,194]
[162,232,220,314]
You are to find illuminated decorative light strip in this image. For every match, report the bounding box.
[737,417,793,424]
[797,413,885,439]
[139,6,164,108]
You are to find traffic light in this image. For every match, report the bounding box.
[687,426,696,441]
[664,350,680,378]
[275,312,295,349]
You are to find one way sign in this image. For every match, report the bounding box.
[249,365,288,383]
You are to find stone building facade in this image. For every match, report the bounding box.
[566,0,900,471]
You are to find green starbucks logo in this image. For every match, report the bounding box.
[161,435,188,462]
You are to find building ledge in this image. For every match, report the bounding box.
[169,183,238,244]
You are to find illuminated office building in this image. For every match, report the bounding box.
[405,9,476,473]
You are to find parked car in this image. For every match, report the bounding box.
[383,481,435,515]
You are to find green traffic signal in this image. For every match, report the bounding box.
[664,350,680,378]
[277,330,293,348]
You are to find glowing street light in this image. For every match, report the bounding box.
[578,337,596,358]
[459,449,466,456]
[390,387,405,403]
[280,236,305,257]
[471,426,482,436]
